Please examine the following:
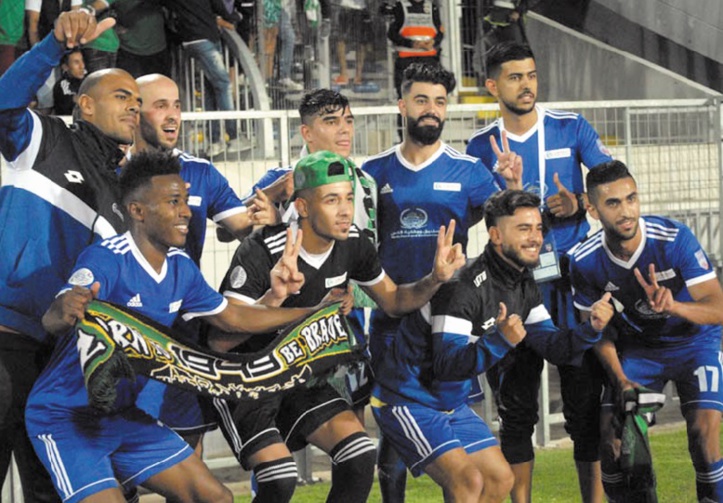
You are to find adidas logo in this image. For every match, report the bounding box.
[380,183,393,194]
[127,294,143,307]
[604,281,620,292]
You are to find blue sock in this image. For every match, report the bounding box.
[696,458,723,502]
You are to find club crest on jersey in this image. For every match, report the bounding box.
[695,249,710,270]
[230,266,247,289]
[634,299,668,320]
[69,268,94,286]
[400,208,428,229]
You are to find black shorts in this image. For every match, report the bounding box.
[333,7,372,45]
[215,382,350,469]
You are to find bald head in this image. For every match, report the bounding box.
[135,74,182,151]
[75,68,140,145]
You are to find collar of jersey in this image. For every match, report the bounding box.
[394,142,447,172]
[125,231,169,283]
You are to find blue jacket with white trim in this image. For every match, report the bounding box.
[0,34,127,343]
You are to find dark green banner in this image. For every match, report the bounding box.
[76,300,359,410]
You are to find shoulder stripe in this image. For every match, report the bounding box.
[645,221,679,237]
[168,248,191,260]
[468,120,499,141]
[177,150,212,166]
[646,230,677,242]
[544,109,580,120]
[264,229,288,249]
[101,235,131,254]
[363,145,397,163]
[443,146,478,164]
[570,233,603,261]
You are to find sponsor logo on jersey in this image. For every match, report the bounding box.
[230,265,247,289]
[188,195,202,207]
[433,182,461,192]
[169,300,182,313]
[127,294,143,307]
[695,249,710,270]
[64,170,84,184]
[69,268,94,286]
[545,148,571,160]
[597,138,612,157]
[473,271,487,287]
[325,272,347,288]
[400,208,428,229]
[604,281,620,292]
[380,183,394,195]
[481,317,495,330]
[654,268,677,281]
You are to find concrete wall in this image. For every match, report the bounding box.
[524,12,719,101]
[594,0,723,65]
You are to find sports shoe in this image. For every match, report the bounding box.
[279,78,303,91]
[227,137,253,153]
[207,141,226,157]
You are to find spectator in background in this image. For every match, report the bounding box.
[0,0,25,75]
[262,0,303,91]
[26,0,82,47]
[163,0,248,157]
[114,0,170,78]
[81,0,120,73]
[333,0,377,92]
[26,0,82,112]
[386,0,443,100]
[52,47,85,115]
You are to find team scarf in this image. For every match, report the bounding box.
[76,300,360,412]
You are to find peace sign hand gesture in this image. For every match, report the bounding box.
[491,130,523,190]
[269,228,305,301]
[431,220,466,284]
[634,263,675,314]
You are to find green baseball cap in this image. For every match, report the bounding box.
[293,150,356,197]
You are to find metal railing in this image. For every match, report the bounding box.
[2,98,721,500]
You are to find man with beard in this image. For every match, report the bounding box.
[371,190,613,502]
[209,150,466,503]
[466,42,613,503]
[362,62,521,502]
[569,161,723,503]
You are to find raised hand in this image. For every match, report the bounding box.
[248,188,281,227]
[431,220,466,284]
[490,130,523,190]
[495,302,526,345]
[269,228,305,300]
[54,9,116,48]
[590,292,614,331]
[634,263,675,314]
[545,173,579,218]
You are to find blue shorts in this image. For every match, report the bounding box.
[136,380,218,435]
[372,401,498,477]
[602,343,723,414]
[26,406,193,503]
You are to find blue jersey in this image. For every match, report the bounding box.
[466,106,612,254]
[363,143,500,344]
[176,149,246,265]
[569,216,721,347]
[27,232,227,416]
[0,35,127,343]
[374,245,602,411]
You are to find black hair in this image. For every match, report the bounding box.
[484,190,541,229]
[485,42,535,79]
[586,160,635,203]
[60,47,82,67]
[119,150,182,204]
[298,88,350,125]
[401,62,456,95]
